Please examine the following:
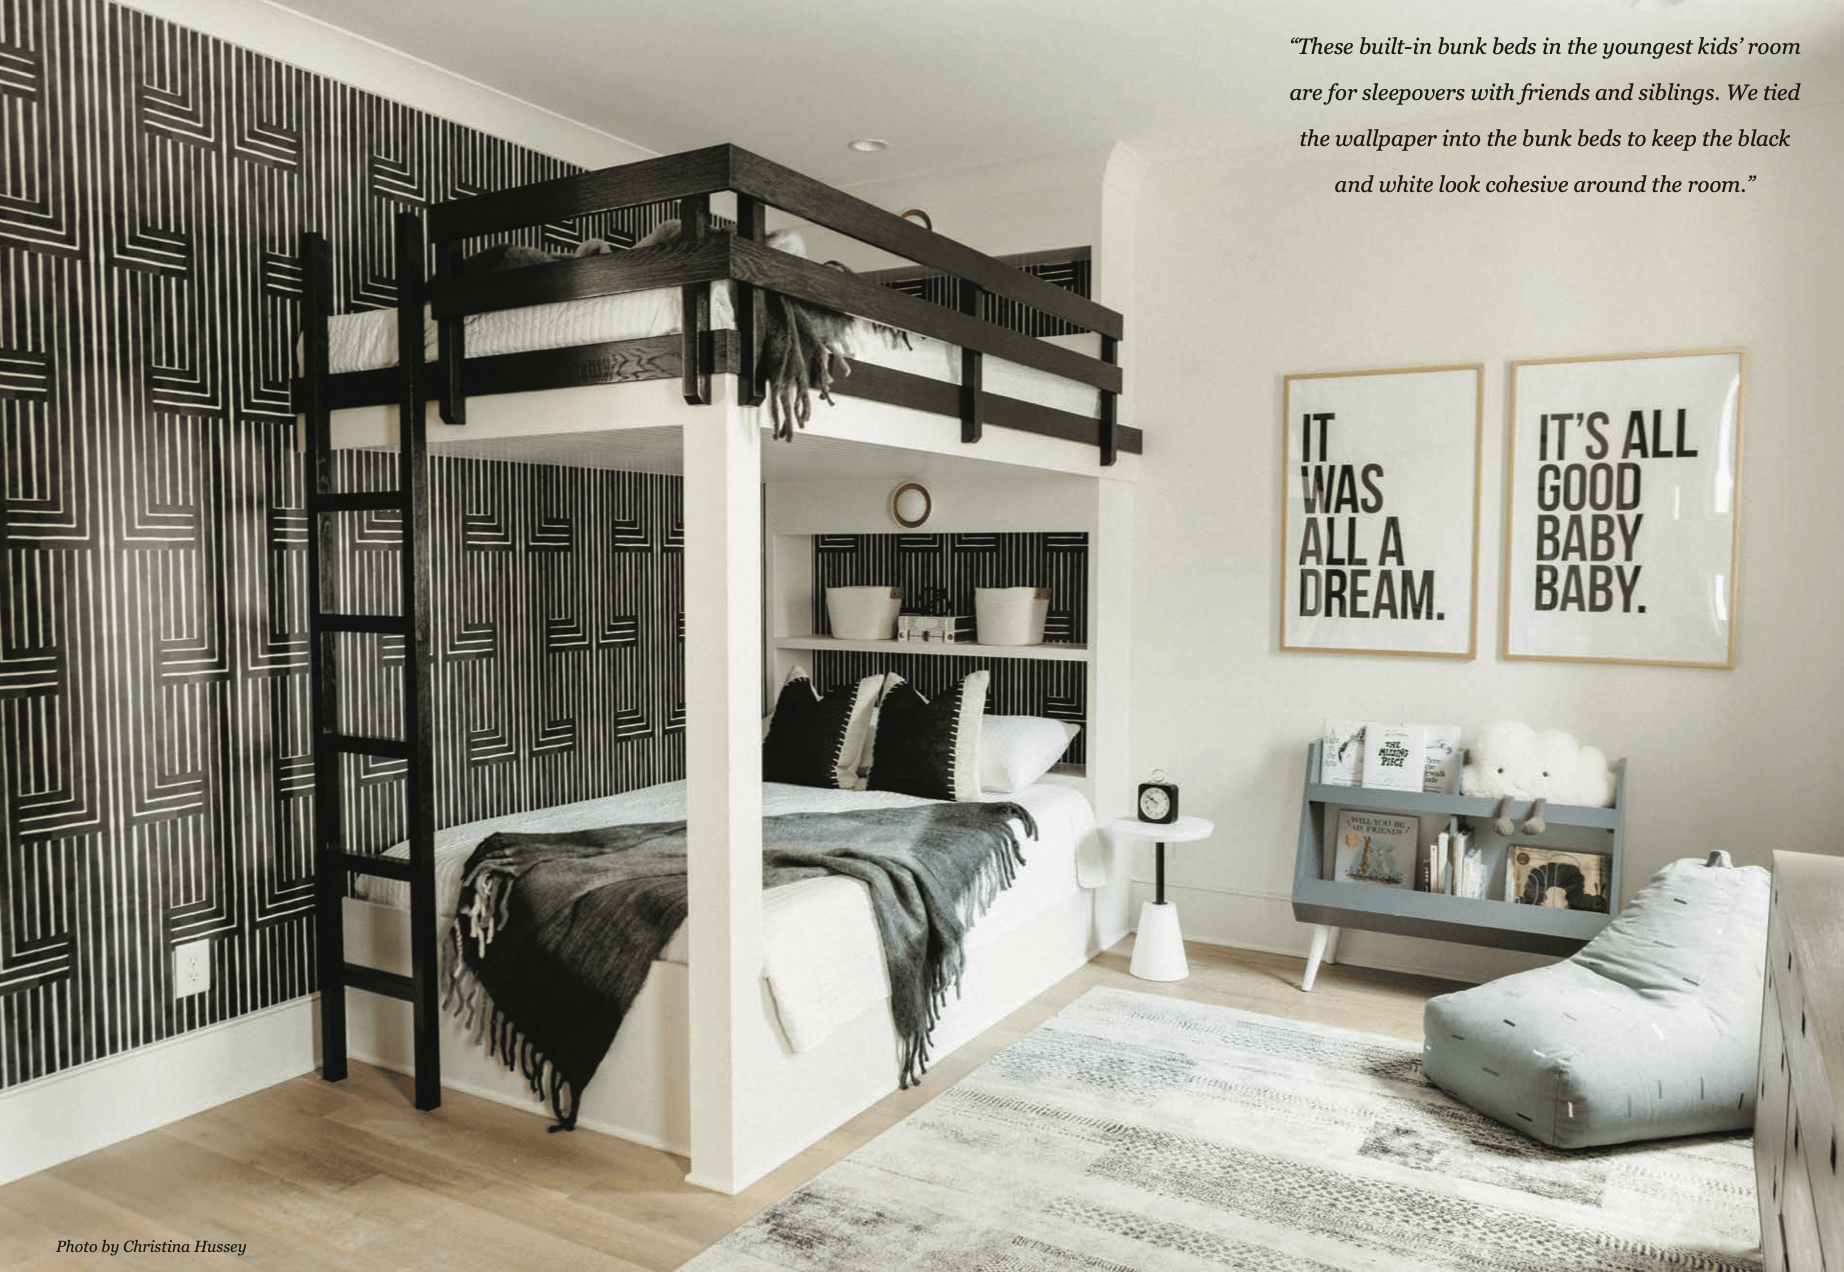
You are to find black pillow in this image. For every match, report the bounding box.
[867,671,988,801]
[762,668,880,789]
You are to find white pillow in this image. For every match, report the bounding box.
[980,716,1080,793]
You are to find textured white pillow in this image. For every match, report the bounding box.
[980,716,1080,793]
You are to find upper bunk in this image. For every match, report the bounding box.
[293,144,1136,481]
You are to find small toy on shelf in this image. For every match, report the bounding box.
[1460,721,1616,836]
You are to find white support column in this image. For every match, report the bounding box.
[683,389,765,1194]
[1088,477,1135,947]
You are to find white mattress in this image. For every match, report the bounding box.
[323,286,1100,418]
[358,779,1100,1052]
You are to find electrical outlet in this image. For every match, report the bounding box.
[174,940,210,997]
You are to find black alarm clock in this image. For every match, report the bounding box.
[1137,771,1179,824]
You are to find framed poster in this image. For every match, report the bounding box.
[1505,349,1744,668]
[1281,365,1482,657]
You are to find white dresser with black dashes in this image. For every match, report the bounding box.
[1757,851,1844,1272]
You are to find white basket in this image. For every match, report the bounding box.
[826,586,902,640]
[975,586,1049,646]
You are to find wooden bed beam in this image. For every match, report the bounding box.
[959,281,984,445]
[725,147,1122,340]
[423,239,1120,397]
[429,233,735,320]
[320,142,1135,469]
[728,240,1121,394]
[733,194,766,408]
[428,144,737,244]
[427,144,1121,342]
[299,338,1145,458]
[1100,334,1120,468]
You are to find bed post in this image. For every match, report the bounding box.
[1099,334,1119,467]
[683,384,766,1194]
[734,194,766,407]
[1087,474,1135,944]
[679,194,713,406]
[959,281,985,445]
[436,238,466,426]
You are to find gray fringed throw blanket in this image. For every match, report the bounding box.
[441,802,1037,1131]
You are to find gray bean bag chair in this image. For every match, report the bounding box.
[1421,851,1770,1148]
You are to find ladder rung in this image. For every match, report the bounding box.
[323,732,410,759]
[314,490,405,514]
[335,851,416,881]
[318,613,412,635]
[342,963,416,1002]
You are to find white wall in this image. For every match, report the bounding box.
[1128,95,1844,982]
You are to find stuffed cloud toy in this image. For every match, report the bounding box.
[1460,721,1616,836]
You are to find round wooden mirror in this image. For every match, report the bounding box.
[891,482,932,528]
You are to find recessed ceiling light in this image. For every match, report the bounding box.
[848,138,889,153]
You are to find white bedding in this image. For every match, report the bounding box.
[357,779,1100,1053]
[323,286,1101,418]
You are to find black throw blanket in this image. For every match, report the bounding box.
[441,802,1037,1130]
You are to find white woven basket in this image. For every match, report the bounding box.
[826,586,902,640]
[975,586,1049,646]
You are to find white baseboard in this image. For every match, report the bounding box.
[0,997,319,1187]
[1134,880,1549,988]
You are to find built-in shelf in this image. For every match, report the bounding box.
[1293,739,1627,981]
[774,635,1089,662]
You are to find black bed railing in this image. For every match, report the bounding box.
[303,143,1135,464]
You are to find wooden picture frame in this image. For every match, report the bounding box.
[1504,349,1744,668]
[1280,365,1483,658]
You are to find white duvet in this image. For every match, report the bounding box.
[358,780,1100,1054]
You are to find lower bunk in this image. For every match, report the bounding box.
[335,778,1106,1167]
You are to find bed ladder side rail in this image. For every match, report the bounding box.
[394,210,442,1112]
[304,218,442,1112]
[303,229,348,1086]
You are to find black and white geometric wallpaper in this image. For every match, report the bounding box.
[0,0,683,1091]
[808,533,1089,764]
[811,532,1088,645]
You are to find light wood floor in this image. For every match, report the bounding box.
[0,942,1464,1271]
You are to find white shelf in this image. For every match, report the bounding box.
[773,635,1089,662]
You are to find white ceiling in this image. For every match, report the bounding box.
[271,0,1842,184]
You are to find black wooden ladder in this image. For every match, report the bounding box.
[300,213,441,1111]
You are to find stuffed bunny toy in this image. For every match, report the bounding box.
[1460,721,1615,836]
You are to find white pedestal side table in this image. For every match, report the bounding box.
[1101,815,1215,982]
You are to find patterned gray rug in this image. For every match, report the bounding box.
[684,987,1762,1271]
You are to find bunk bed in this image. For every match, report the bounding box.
[295,143,1137,1193]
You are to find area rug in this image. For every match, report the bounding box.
[683,987,1761,1271]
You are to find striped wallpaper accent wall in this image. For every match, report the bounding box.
[324,454,684,857]
[0,0,683,1091]
[807,533,1090,764]
[812,532,1089,644]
